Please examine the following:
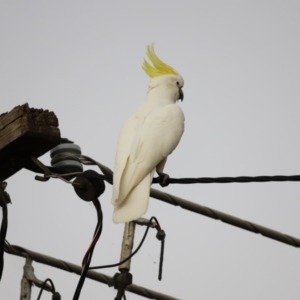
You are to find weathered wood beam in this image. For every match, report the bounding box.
[0,103,61,180]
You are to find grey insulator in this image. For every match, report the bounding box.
[50,143,83,172]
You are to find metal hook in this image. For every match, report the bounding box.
[31,157,51,182]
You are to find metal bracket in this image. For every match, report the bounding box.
[20,257,54,299]
[134,217,157,228]
[108,272,132,300]
[22,257,54,292]
[31,157,51,182]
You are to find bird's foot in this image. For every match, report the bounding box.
[157,172,170,187]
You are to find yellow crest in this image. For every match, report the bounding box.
[142,44,179,78]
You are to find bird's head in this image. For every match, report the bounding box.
[142,45,184,102]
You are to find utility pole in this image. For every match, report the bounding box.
[110,221,136,300]
[19,257,54,300]
[20,258,32,300]
[119,221,136,272]
[0,103,61,299]
[0,103,61,181]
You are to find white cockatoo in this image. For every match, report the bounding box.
[112,45,185,223]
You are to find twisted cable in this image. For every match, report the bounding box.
[53,153,300,185]
[4,243,178,300]
[150,189,300,247]
[49,155,300,247]
[152,175,300,184]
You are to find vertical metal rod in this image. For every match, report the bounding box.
[119,221,136,272]
[20,258,32,300]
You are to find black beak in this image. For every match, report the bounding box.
[179,88,184,101]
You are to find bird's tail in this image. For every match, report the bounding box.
[113,171,154,223]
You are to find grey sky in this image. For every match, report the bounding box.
[1,1,300,299]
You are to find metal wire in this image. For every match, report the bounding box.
[51,154,113,180]
[36,278,56,300]
[150,188,300,247]
[55,153,300,186]
[74,156,300,248]
[4,242,178,300]
[0,203,7,280]
[152,175,300,184]
[158,233,165,281]
[73,198,103,300]
[90,217,160,270]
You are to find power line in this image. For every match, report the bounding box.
[152,175,300,184]
[4,243,178,300]
[73,156,300,248]
[89,216,165,277]
[150,188,300,247]
[48,154,300,185]
[36,278,60,300]
[73,198,103,300]
[0,181,9,281]
[14,152,300,299]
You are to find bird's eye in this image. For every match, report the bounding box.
[176,81,179,86]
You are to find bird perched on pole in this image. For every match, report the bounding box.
[112,45,185,223]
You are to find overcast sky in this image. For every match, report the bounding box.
[1,1,300,299]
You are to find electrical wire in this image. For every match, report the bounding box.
[41,154,300,247]
[156,230,165,281]
[50,153,113,181]
[23,152,300,298]
[47,155,300,247]
[0,181,9,281]
[75,157,300,248]
[89,217,159,270]
[0,203,7,281]
[73,198,103,300]
[36,278,55,300]
[50,153,300,185]
[150,188,300,247]
[4,242,178,300]
[159,238,165,280]
[153,174,300,184]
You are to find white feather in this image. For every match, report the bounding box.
[112,75,185,223]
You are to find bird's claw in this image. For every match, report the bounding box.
[157,172,169,187]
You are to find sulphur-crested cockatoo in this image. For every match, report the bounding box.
[112,45,184,223]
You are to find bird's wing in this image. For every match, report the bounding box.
[113,170,155,223]
[112,113,139,202]
[112,103,184,205]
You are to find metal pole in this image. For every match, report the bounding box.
[20,258,32,300]
[119,221,136,272]
[19,255,53,300]
[109,221,137,300]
